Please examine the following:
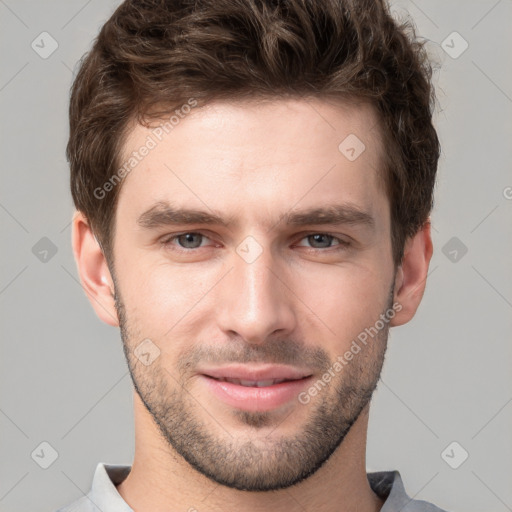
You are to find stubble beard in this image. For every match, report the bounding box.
[114,279,393,491]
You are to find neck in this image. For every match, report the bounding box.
[116,392,384,512]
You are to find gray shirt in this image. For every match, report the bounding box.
[56,463,449,511]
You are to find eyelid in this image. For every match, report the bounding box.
[293,232,351,248]
[160,231,352,251]
[160,231,217,248]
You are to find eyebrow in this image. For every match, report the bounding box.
[137,201,375,231]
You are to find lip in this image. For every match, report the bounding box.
[199,364,311,381]
[198,365,313,412]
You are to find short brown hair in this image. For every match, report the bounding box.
[67,0,440,268]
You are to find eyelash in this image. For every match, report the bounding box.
[159,232,351,253]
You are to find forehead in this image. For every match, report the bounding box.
[116,97,388,231]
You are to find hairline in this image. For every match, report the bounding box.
[102,93,394,269]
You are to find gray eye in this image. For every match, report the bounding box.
[306,234,335,248]
[177,233,204,248]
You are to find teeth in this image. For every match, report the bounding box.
[218,378,287,387]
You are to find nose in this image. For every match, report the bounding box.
[216,243,297,344]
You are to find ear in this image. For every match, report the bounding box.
[71,210,119,327]
[389,219,433,327]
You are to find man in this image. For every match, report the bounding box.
[57,0,447,510]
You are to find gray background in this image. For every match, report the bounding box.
[1,1,511,511]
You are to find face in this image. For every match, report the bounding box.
[110,98,397,491]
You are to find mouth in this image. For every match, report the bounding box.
[197,365,313,412]
[209,377,295,387]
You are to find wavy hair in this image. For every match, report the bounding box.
[67,0,440,268]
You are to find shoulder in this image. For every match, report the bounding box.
[400,498,451,512]
[55,495,100,512]
[54,462,132,512]
[368,470,451,512]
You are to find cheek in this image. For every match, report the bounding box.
[291,263,391,349]
[119,261,218,339]
[117,245,392,356]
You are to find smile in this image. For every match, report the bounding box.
[210,377,291,387]
[198,366,314,412]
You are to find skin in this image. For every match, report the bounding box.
[72,97,433,512]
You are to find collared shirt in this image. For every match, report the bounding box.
[55,462,449,511]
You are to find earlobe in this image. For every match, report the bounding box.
[71,211,119,327]
[389,220,433,327]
